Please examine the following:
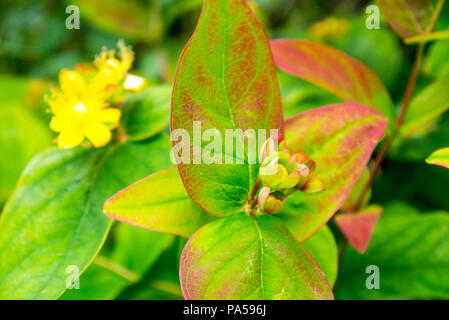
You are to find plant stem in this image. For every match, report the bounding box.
[354,44,424,212]
[337,43,425,270]
[249,178,261,201]
[94,255,140,282]
[426,0,446,33]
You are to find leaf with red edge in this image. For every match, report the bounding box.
[426,148,449,169]
[270,39,395,129]
[334,205,383,254]
[171,0,283,217]
[103,167,215,239]
[376,0,434,39]
[180,213,333,300]
[279,103,387,241]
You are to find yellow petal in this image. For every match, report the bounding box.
[59,69,86,93]
[50,116,66,132]
[96,108,121,123]
[84,122,112,148]
[57,129,85,150]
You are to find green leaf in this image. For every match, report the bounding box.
[279,103,387,241]
[104,167,215,238]
[426,147,449,169]
[119,237,184,300]
[302,225,338,287]
[400,76,449,138]
[336,202,449,299]
[120,86,171,142]
[424,40,449,78]
[180,213,333,300]
[376,0,434,39]
[69,0,162,42]
[60,223,174,300]
[0,104,52,203]
[405,30,449,44]
[59,264,128,300]
[270,39,395,129]
[171,0,283,217]
[0,134,171,299]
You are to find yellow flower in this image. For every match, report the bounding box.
[46,40,146,150]
[47,69,121,149]
[93,40,135,90]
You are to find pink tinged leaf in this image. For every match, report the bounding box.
[171,0,283,217]
[426,148,449,169]
[103,167,215,238]
[279,103,387,241]
[334,205,383,253]
[180,213,334,300]
[269,39,395,128]
[376,0,434,39]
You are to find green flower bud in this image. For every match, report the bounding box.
[278,170,300,189]
[260,164,287,189]
[258,187,284,214]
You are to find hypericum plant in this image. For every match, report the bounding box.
[103,0,387,300]
[1,0,449,300]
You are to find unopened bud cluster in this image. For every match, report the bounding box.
[257,137,325,214]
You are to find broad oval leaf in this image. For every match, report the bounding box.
[104,167,215,238]
[336,202,449,299]
[180,213,333,300]
[302,225,338,287]
[400,76,449,138]
[171,0,283,217]
[426,147,449,169]
[270,39,395,127]
[0,134,171,299]
[279,103,387,241]
[120,86,171,142]
[376,0,434,39]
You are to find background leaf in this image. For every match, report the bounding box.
[336,202,449,299]
[69,0,162,42]
[426,147,449,169]
[171,0,283,217]
[120,85,171,142]
[0,134,171,299]
[0,103,51,204]
[302,225,338,287]
[376,0,434,39]
[400,75,449,138]
[279,103,387,241]
[61,223,174,300]
[270,39,395,127]
[334,205,383,254]
[104,167,215,238]
[180,213,333,300]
